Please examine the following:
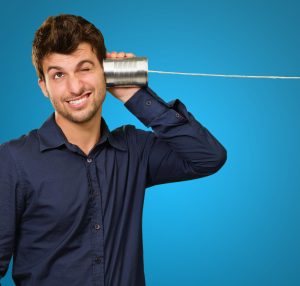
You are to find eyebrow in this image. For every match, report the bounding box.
[47,60,95,73]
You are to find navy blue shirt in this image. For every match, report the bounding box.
[0,86,226,286]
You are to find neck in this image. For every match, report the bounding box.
[55,110,102,156]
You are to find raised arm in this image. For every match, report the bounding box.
[124,86,227,187]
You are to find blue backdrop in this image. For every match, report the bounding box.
[1,1,299,285]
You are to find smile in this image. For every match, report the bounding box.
[67,93,91,108]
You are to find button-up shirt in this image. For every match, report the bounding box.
[0,87,226,286]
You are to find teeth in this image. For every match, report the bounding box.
[69,95,88,105]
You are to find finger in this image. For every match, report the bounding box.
[110,51,117,58]
[116,52,125,58]
[125,53,135,58]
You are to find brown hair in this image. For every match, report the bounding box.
[32,14,107,80]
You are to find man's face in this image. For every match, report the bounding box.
[38,42,106,124]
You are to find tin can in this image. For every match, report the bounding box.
[103,57,148,87]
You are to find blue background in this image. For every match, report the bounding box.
[1,0,299,285]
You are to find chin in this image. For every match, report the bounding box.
[67,110,100,124]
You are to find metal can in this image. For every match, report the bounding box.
[103,57,148,87]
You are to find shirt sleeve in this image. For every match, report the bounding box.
[124,86,227,187]
[0,143,19,282]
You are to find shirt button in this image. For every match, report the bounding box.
[145,100,152,106]
[94,224,101,230]
[175,113,180,118]
[95,256,102,264]
[87,158,93,163]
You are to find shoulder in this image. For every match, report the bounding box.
[113,124,155,141]
[0,129,39,160]
[110,124,156,153]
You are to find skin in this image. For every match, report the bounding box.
[38,43,141,155]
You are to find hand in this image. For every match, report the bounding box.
[106,51,142,103]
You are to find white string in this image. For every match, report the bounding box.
[148,70,300,80]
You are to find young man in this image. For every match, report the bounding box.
[0,14,226,286]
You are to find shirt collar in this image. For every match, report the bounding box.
[37,113,127,152]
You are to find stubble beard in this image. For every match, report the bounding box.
[63,99,101,124]
[49,90,105,124]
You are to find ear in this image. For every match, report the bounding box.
[38,78,49,98]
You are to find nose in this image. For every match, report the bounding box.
[67,74,84,95]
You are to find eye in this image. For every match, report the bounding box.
[81,67,91,72]
[54,72,64,79]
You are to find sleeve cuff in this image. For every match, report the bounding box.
[124,86,170,127]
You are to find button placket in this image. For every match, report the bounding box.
[91,191,99,199]
[87,159,105,283]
